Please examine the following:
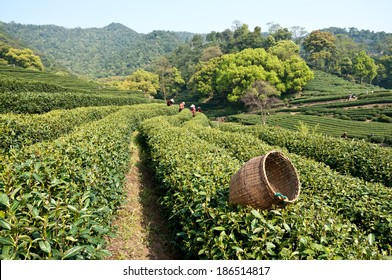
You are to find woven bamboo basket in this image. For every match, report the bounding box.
[229,151,300,210]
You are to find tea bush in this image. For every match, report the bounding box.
[0,104,177,259]
[0,106,120,154]
[139,112,387,259]
[218,122,392,187]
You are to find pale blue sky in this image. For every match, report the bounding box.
[1,0,391,34]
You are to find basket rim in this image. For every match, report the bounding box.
[260,150,301,203]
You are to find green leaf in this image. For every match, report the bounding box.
[62,246,84,260]
[368,233,375,246]
[212,226,225,231]
[67,205,78,212]
[253,227,263,234]
[39,240,51,254]
[251,209,262,219]
[0,193,10,208]
[266,242,276,249]
[283,223,291,232]
[33,173,43,183]
[50,178,62,186]
[0,236,14,246]
[233,246,244,253]
[66,236,78,242]
[0,218,11,230]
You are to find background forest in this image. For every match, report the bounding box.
[1,20,391,98]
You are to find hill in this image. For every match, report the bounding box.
[0,21,194,79]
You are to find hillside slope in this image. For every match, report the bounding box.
[0,22,194,78]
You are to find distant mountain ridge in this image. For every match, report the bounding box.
[0,21,195,78]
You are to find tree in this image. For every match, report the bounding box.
[125,69,159,97]
[353,51,378,84]
[303,30,336,69]
[269,40,300,61]
[213,48,313,101]
[340,57,354,79]
[376,55,392,88]
[266,22,282,34]
[290,26,308,44]
[2,47,44,70]
[199,46,223,62]
[215,49,284,102]
[229,23,251,52]
[271,28,292,42]
[282,56,315,93]
[164,66,185,98]
[151,55,185,99]
[330,34,362,75]
[189,57,221,99]
[240,80,280,125]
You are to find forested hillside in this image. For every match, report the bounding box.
[0,21,193,78]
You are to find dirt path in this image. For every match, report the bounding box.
[105,134,181,260]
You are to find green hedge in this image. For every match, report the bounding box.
[0,104,177,260]
[218,122,392,187]
[0,91,152,114]
[139,111,387,259]
[0,76,71,93]
[0,106,120,154]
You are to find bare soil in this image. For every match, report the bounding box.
[105,138,181,260]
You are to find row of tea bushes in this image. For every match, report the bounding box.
[218,122,392,187]
[140,111,384,259]
[0,91,151,114]
[0,76,71,93]
[0,106,120,154]
[191,117,391,255]
[0,104,177,259]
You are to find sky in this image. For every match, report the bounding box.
[1,0,391,34]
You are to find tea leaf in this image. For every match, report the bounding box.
[0,236,14,246]
[0,193,10,207]
[368,233,375,246]
[212,226,225,231]
[251,209,262,219]
[62,246,84,260]
[0,219,11,230]
[39,240,51,254]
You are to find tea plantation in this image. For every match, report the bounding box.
[0,67,391,260]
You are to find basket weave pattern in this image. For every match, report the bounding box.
[229,151,300,210]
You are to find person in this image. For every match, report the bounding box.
[197,107,202,113]
[179,102,185,112]
[341,131,348,139]
[167,98,174,106]
[190,104,196,117]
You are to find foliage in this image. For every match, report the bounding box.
[353,51,378,84]
[268,40,300,61]
[221,120,392,187]
[0,91,150,114]
[151,57,185,100]
[189,57,221,99]
[0,22,192,78]
[240,80,279,124]
[0,106,120,154]
[376,56,392,88]
[214,48,313,101]
[0,104,178,260]
[112,69,159,97]
[1,47,44,71]
[139,111,390,259]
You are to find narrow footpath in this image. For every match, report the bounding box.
[105,133,180,260]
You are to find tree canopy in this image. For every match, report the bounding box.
[190,48,313,102]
